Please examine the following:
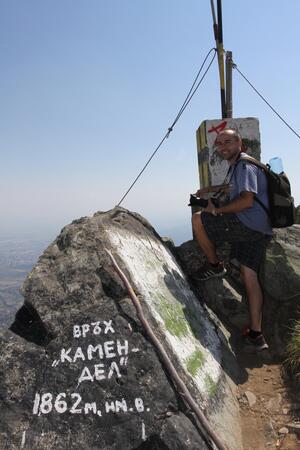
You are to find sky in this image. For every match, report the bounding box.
[1,1,300,244]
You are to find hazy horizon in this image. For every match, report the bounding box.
[0,209,193,247]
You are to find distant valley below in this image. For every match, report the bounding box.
[0,237,51,328]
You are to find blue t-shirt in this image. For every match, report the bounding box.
[228,154,273,235]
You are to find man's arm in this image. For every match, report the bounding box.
[205,191,254,215]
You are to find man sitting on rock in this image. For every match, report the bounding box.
[192,128,272,351]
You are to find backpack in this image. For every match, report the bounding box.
[239,156,295,228]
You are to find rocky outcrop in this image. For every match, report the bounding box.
[260,225,300,353]
[0,208,242,450]
[261,226,300,301]
[295,206,300,224]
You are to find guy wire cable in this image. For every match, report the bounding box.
[117,47,217,207]
[233,61,300,140]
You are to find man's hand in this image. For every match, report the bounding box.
[204,199,217,215]
[213,191,254,215]
[194,187,208,197]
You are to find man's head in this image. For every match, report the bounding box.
[214,128,242,164]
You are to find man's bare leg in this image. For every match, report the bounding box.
[241,265,263,332]
[192,212,219,263]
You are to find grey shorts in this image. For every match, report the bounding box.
[200,212,271,272]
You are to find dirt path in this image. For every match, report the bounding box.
[217,268,300,449]
[236,351,300,450]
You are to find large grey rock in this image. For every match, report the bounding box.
[259,226,300,352]
[260,226,300,301]
[295,206,300,224]
[0,208,242,450]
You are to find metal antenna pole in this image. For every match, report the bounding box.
[210,0,218,40]
[216,0,226,118]
[226,51,233,117]
[210,0,226,118]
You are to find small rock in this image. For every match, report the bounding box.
[266,393,282,412]
[283,403,291,409]
[278,427,289,435]
[282,408,289,415]
[244,390,257,407]
[264,420,277,440]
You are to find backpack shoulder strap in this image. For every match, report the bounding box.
[237,156,271,217]
[238,155,269,172]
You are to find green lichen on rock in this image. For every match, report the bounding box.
[186,349,205,376]
[184,307,202,340]
[204,374,217,397]
[156,294,190,338]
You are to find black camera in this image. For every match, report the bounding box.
[188,194,219,208]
